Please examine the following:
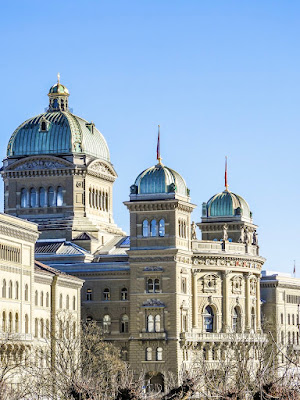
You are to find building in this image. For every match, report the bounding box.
[1,77,267,387]
[0,212,83,385]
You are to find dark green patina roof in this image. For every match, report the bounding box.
[7,111,110,161]
[133,163,189,197]
[206,190,251,219]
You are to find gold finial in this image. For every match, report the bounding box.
[57,72,60,84]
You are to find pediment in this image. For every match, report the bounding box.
[87,160,117,181]
[6,156,74,171]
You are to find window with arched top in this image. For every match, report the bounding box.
[105,193,109,211]
[73,296,76,310]
[147,279,153,293]
[59,294,63,309]
[66,295,69,310]
[2,311,6,332]
[30,188,37,207]
[41,121,47,131]
[8,312,13,333]
[147,315,154,332]
[40,291,44,307]
[103,288,110,301]
[46,292,49,307]
[21,188,28,208]
[121,288,128,301]
[25,314,29,334]
[39,187,46,207]
[142,220,149,237]
[8,281,12,299]
[46,319,50,339]
[40,319,44,338]
[48,186,55,206]
[146,347,152,361]
[251,307,255,331]
[154,278,160,293]
[151,220,157,237]
[35,290,38,306]
[73,321,76,339]
[57,187,63,206]
[15,281,19,299]
[156,347,163,361]
[158,219,165,236]
[121,315,129,333]
[103,315,111,333]
[95,190,99,208]
[232,307,241,333]
[155,315,161,332]
[204,306,214,333]
[25,284,28,301]
[2,280,6,298]
[86,289,92,301]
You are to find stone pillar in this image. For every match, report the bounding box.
[192,272,198,328]
[222,271,231,332]
[256,276,261,332]
[245,273,251,332]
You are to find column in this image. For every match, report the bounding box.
[256,276,261,333]
[245,273,251,332]
[192,272,198,328]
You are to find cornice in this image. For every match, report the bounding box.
[0,224,38,243]
[192,255,263,271]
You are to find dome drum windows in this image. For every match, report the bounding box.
[178,219,187,239]
[89,187,109,212]
[146,313,163,333]
[142,219,165,237]
[21,186,64,208]
[146,278,161,293]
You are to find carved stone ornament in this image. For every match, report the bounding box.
[142,299,165,308]
[14,160,69,170]
[143,266,163,272]
[231,275,243,294]
[202,274,219,293]
[250,278,257,295]
[88,161,116,178]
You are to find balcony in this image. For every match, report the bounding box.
[139,332,167,340]
[0,332,33,342]
[192,240,260,256]
[180,331,265,343]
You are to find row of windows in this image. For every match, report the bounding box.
[203,306,256,333]
[178,219,187,238]
[2,311,20,333]
[86,314,129,333]
[142,219,165,237]
[146,315,161,332]
[287,295,300,304]
[34,318,50,338]
[2,280,20,300]
[35,290,50,307]
[0,244,21,263]
[86,287,128,301]
[145,347,163,361]
[281,313,299,326]
[59,293,76,310]
[20,186,64,208]
[88,188,109,211]
[281,330,300,345]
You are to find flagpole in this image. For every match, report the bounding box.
[157,125,162,165]
[294,260,296,278]
[225,156,228,191]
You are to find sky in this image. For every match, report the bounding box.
[0,0,299,273]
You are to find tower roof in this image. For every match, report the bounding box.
[205,189,251,220]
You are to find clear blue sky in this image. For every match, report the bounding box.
[0,1,299,273]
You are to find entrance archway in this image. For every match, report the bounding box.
[145,372,164,393]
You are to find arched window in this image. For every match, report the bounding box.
[40,319,44,338]
[156,347,163,361]
[121,348,128,361]
[59,294,63,309]
[151,220,157,237]
[178,220,181,237]
[21,188,28,208]
[142,220,149,237]
[232,307,240,333]
[288,331,291,344]
[183,221,186,238]
[40,291,44,307]
[48,186,55,206]
[103,315,111,333]
[158,219,165,236]
[204,306,214,333]
[39,187,46,207]
[30,188,37,208]
[293,331,295,344]
[41,121,47,131]
[182,312,188,332]
[2,311,6,332]
[99,191,102,210]
[46,292,49,307]
[25,314,29,334]
[86,289,92,301]
[8,312,13,333]
[46,320,50,339]
[146,347,152,361]
[251,307,256,331]
[66,295,69,310]
[57,186,63,206]
[121,315,129,333]
[8,281,12,299]
[121,288,128,301]
[103,288,110,301]
[34,318,38,337]
[92,189,95,208]
[155,315,161,332]
[147,315,154,332]
[25,284,28,301]
[73,296,76,310]
[105,193,109,211]
[147,278,153,293]
[89,188,92,207]
[73,321,76,339]
[2,279,6,298]
[102,192,105,211]
[35,290,38,306]
[15,281,19,299]
[95,190,99,208]
[154,278,160,293]
[15,314,20,334]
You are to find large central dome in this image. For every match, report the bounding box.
[6,79,110,161]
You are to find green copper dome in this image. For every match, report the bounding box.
[6,80,110,161]
[132,163,189,197]
[206,190,251,219]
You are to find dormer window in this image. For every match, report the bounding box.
[40,118,49,132]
